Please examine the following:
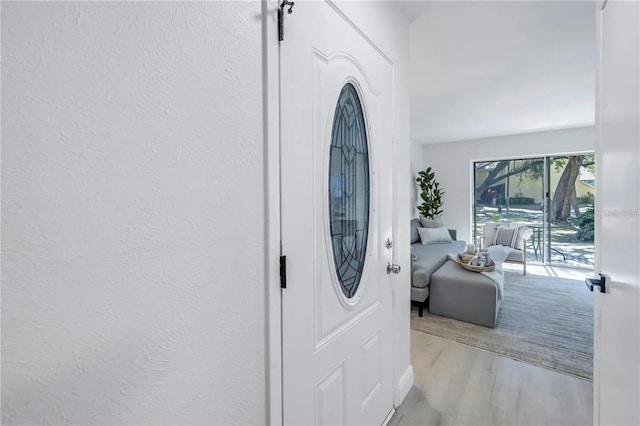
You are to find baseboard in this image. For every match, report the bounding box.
[382,407,396,426]
[397,364,414,406]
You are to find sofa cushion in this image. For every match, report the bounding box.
[410,218,421,244]
[417,226,452,244]
[481,246,524,262]
[412,261,442,289]
[412,218,457,243]
[411,286,429,304]
[506,249,525,262]
[411,240,466,288]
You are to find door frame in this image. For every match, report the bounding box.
[263,1,407,424]
[263,1,282,424]
[593,2,603,422]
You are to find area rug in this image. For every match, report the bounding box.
[411,271,593,380]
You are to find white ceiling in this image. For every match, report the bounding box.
[403,1,596,145]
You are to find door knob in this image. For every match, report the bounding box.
[387,263,401,274]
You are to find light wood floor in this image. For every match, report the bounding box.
[389,330,593,426]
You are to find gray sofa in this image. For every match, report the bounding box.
[410,218,466,316]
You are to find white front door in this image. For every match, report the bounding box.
[280,1,395,425]
[594,1,640,424]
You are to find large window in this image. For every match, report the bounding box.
[473,154,595,268]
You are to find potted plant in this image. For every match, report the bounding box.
[416,166,445,219]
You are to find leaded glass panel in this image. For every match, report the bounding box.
[328,83,370,299]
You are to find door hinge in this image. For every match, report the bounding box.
[278,0,295,42]
[280,255,287,288]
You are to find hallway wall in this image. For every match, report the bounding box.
[410,139,424,209]
[2,2,266,424]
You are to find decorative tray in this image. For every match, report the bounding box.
[458,253,475,263]
[457,253,495,272]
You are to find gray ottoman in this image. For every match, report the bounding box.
[429,260,502,328]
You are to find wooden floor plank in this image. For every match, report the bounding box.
[389,331,593,426]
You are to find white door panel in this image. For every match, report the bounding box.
[280,1,394,425]
[594,1,640,424]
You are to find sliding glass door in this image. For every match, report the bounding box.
[473,158,545,264]
[473,153,595,268]
[546,155,595,267]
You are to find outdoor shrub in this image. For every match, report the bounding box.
[577,192,594,205]
[576,208,594,242]
[508,196,535,205]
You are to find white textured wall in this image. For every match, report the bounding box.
[410,139,424,209]
[421,126,595,242]
[2,2,265,424]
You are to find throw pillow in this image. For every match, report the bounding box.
[417,226,452,244]
[483,223,500,246]
[490,225,532,250]
[492,226,517,247]
[419,215,445,229]
[512,225,533,250]
[410,219,421,244]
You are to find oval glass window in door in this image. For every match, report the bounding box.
[328,83,370,299]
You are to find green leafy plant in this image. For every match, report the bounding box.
[508,196,535,205]
[576,207,595,242]
[416,167,445,219]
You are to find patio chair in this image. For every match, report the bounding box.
[480,222,532,275]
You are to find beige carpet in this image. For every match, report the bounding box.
[411,271,593,380]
